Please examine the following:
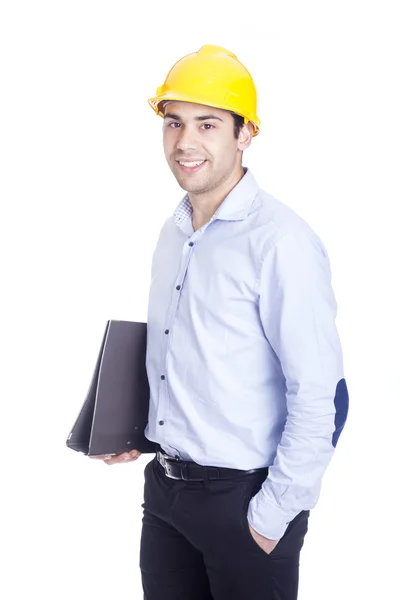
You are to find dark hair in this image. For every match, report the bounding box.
[230,112,245,139]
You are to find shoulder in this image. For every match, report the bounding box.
[251,188,329,259]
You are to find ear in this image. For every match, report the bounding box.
[237,122,253,151]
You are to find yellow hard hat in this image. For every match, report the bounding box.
[148,45,261,137]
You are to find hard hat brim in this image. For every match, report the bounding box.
[148,95,260,137]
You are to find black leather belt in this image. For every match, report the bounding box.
[156,449,267,481]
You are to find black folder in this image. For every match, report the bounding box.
[66,320,158,456]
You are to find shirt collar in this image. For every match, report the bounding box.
[173,168,259,228]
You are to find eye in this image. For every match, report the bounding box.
[167,122,181,128]
[201,123,214,130]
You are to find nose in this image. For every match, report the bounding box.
[176,126,198,152]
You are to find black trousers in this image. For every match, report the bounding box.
[140,456,309,600]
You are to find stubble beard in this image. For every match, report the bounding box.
[171,162,216,195]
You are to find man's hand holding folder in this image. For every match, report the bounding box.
[90,449,142,465]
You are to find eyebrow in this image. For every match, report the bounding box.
[164,112,224,123]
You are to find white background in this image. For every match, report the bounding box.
[1,1,399,598]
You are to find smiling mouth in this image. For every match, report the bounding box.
[176,159,207,173]
[178,160,205,167]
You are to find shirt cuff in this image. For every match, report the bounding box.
[247,490,297,540]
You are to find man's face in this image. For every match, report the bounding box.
[162,102,246,195]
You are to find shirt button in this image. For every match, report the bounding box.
[176,285,181,290]
[159,420,164,426]
[165,329,169,334]
[160,375,165,380]
[189,242,194,247]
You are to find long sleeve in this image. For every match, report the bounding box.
[248,228,349,540]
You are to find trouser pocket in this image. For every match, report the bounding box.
[240,475,310,559]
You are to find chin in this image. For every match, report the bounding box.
[173,173,201,193]
[177,181,198,193]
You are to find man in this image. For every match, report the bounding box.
[95,45,349,599]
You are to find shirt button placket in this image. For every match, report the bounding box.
[160,239,194,436]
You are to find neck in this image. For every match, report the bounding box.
[189,166,245,232]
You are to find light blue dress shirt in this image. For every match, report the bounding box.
[145,168,349,539]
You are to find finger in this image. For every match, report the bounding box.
[90,455,113,460]
[128,449,142,459]
[105,452,132,465]
[123,452,142,462]
[91,451,141,465]
[113,452,141,464]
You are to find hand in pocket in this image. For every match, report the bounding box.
[248,522,280,555]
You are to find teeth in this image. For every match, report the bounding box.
[179,160,205,167]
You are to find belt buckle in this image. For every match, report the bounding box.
[157,451,166,468]
[180,463,189,481]
[164,458,182,480]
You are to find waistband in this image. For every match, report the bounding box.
[156,448,268,481]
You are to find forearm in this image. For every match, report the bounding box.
[253,228,349,539]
